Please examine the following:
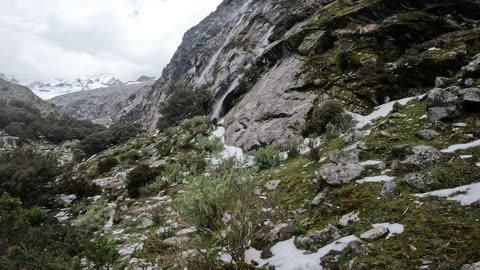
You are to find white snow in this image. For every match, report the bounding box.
[241,236,359,270]
[356,175,394,184]
[209,126,250,166]
[415,182,480,205]
[350,95,423,128]
[372,223,404,239]
[441,139,480,153]
[477,163,480,167]
[460,155,473,159]
[360,160,383,166]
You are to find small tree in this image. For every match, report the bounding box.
[253,145,282,170]
[83,236,120,270]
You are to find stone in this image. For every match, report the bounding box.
[343,129,367,144]
[398,145,442,172]
[426,88,459,108]
[265,180,281,191]
[461,262,480,270]
[269,223,294,242]
[464,78,474,87]
[329,150,362,164]
[391,144,411,159]
[459,88,480,110]
[360,226,388,241]
[163,236,189,247]
[317,163,365,185]
[295,224,340,249]
[434,77,451,88]
[392,101,405,112]
[381,181,396,197]
[462,53,480,77]
[0,135,21,150]
[428,106,458,122]
[403,172,436,191]
[415,129,440,140]
[137,217,154,229]
[311,188,329,206]
[150,160,167,168]
[338,211,360,227]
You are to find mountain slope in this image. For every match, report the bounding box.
[50,78,155,126]
[0,78,55,116]
[130,0,480,151]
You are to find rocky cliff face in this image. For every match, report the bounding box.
[50,79,155,126]
[131,0,480,150]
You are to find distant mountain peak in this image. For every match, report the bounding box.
[136,75,156,82]
[25,73,124,100]
[0,73,19,84]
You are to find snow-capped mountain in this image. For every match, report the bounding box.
[0,73,19,84]
[27,74,124,100]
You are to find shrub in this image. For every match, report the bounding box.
[324,122,341,141]
[195,136,224,154]
[119,149,141,162]
[83,236,120,270]
[283,138,302,159]
[126,165,162,198]
[303,100,353,137]
[176,152,207,174]
[0,148,60,206]
[140,176,169,197]
[157,83,213,129]
[96,157,119,175]
[175,170,261,265]
[253,145,282,170]
[308,137,323,161]
[75,201,111,232]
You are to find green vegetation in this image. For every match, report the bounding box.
[303,100,353,137]
[83,236,120,270]
[96,156,119,175]
[126,164,162,198]
[253,145,282,170]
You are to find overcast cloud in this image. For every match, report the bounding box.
[0,0,222,82]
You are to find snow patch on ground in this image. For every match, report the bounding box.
[241,236,359,270]
[441,139,480,153]
[360,160,383,166]
[350,95,423,128]
[356,175,394,184]
[372,223,404,239]
[415,182,480,205]
[209,126,253,166]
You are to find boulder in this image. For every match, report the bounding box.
[462,262,480,270]
[403,172,436,191]
[434,77,451,88]
[426,88,458,108]
[415,129,440,140]
[317,163,365,185]
[360,226,388,241]
[427,106,459,122]
[295,224,340,249]
[311,188,329,207]
[0,136,21,150]
[380,181,396,197]
[459,88,480,110]
[338,211,360,227]
[398,145,441,172]
[137,217,154,229]
[265,180,281,191]
[329,150,362,164]
[343,129,367,144]
[462,53,480,78]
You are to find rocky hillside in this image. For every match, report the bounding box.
[50,77,156,126]
[128,0,480,151]
[0,78,55,116]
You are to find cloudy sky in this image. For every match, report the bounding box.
[0,0,222,82]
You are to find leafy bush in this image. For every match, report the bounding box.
[175,170,261,265]
[307,137,322,161]
[157,83,213,129]
[119,149,141,162]
[96,156,119,175]
[195,136,224,154]
[126,164,162,198]
[0,148,60,206]
[83,236,120,270]
[303,100,353,137]
[140,164,182,196]
[75,201,111,232]
[253,145,282,170]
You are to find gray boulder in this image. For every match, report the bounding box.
[462,262,480,270]
[459,88,480,110]
[0,136,21,150]
[295,224,340,249]
[381,181,396,197]
[428,106,459,122]
[434,77,451,88]
[426,88,458,108]
[398,145,441,172]
[462,53,480,77]
[403,172,436,191]
[415,129,440,140]
[311,188,329,207]
[317,163,365,185]
[338,211,360,227]
[360,226,388,241]
[329,150,362,164]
